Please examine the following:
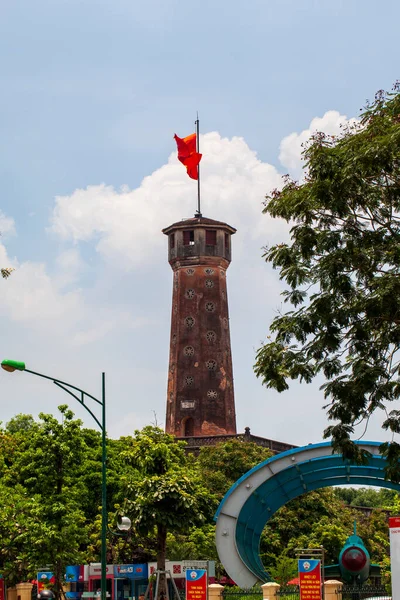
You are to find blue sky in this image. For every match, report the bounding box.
[0,0,399,444]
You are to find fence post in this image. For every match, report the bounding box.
[261,582,280,600]
[324,580,342,600]
[208,583,224,600]
[7,588,17,600]
[15,582,33,600]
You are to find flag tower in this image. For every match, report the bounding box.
[163,120,237,437]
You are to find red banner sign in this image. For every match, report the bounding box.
[186,569,207,600]
[298,559,322,600]
[0,577,4,600]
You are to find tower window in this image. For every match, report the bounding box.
[206,331,217,343]
[183,230,195,246]
[206,230,217,245]
[206,359,217,371]
[170,233,175,249]
[185,316,195,328]
[183,417,195,436]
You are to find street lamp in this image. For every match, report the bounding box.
[1,359,108,600]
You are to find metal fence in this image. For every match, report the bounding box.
[338,585,390,600]
[221,587,263,600]
[276,585,300,600]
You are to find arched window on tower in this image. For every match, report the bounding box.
[182,417,194,437]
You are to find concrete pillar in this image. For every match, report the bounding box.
[261,582,280,600]
[7,588,17,600]
[324,580,342,600]
[208,584,224,600]
[16,582,33,600]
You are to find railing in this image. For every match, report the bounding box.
[222,587,263,600]
[338,585,390,600]
[276,585,300,600]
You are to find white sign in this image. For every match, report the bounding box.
[88,564,113,576]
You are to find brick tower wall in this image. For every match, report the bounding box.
[163,217,237,437]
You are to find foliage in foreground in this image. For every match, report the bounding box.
[0,411,397,596]
[254,84,400,479]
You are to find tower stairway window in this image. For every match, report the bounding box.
[183,230,195,245]
[182,417,194,436]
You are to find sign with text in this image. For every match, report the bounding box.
[389,517,400,600]
[298,559,322,600]
[186,569,207,600]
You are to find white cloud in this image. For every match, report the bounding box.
[55,248,86,288]
[279,110,359,179]
[49,133,285,269]
[2,113,375,442]
[0,242,144,346]
[0,210,16,239]
[0,250,83,327]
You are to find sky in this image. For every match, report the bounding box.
[0,0,399,446]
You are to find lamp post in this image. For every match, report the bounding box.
[1,359,108,600]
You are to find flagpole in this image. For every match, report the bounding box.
[195,114,202,217]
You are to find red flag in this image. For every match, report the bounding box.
[174,133,202,180]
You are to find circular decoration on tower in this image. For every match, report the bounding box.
[185,376,194,386]
[207,390,218,399]
[206,359,217,371]
[185,289,195,299]
[172,334,177,344]
[186,268,195,276]
[223,317,229,329]
[205,279,214,289]
[184,346,195,357]
[185,316,195,328]
[204,268,214,275]
[205,302,215,312]
[220,269,226,277]
[206,330,217,343]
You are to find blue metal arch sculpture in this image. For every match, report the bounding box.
[214,441,400,588]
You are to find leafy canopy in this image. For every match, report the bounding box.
[254,84,400,479]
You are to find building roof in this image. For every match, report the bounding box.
[162,215,236,235]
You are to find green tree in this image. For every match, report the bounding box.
[266,555,297,586]
[197,439,272,500]
[0,483,34,585]
[334,486,397,508]
[6,414,36,434]
[166,524,218,561]
[254,84,400,479]
[261,489,354,566]
[10,406,90,599]
[123,426,215,597]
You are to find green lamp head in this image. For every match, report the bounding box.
[1,359,26,373]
